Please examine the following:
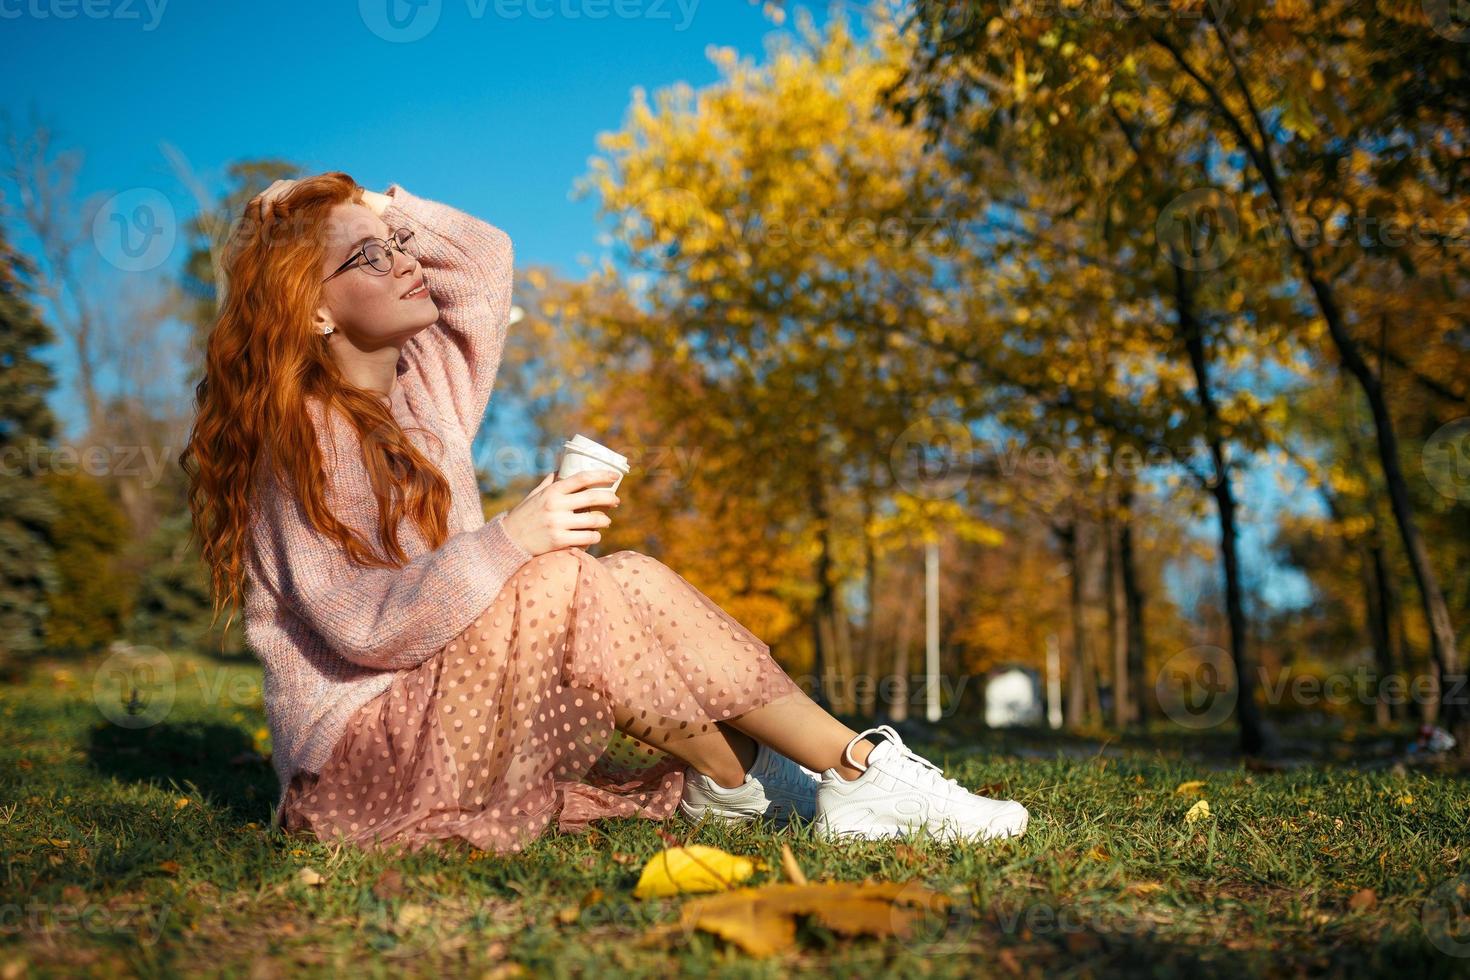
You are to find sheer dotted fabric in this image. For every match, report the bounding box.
[278,547,802,854]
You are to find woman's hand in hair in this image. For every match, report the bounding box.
[250,178,303,225]
[500,470,621,557]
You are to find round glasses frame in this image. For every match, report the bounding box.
[322,228,417,283]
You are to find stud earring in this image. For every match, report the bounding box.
[319,325,334,336]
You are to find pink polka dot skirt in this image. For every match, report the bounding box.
[278,547,802,855]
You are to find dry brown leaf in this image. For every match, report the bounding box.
[1348,887,1378,912]
[372,869,404,900]
[1124,882,1165,897]
[779,843,808,885]
[653,880,950,957]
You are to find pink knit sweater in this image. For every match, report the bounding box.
[242,184,535,826]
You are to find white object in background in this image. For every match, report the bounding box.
[925,538,941,723]
[556,433,630,492]
[1046,633,1063,730]
[986,668,1044,728]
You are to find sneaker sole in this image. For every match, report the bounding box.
[813,810,1028,843]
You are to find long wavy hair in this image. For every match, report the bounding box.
[179,171,452,642]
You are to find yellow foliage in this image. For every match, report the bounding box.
[633,846,765,898]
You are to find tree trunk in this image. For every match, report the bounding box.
[1362,537,1397,727]
[1119,483,1149,727]
[884,558,919,724]
[808,474,833,711]
[1056,515,1100,729]
[859,481,881,717]
[1105,509,1130,729]
[1185,24,1463,752]
[1175,263,1264,756]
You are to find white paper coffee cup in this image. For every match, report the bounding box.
[556,434,629,492]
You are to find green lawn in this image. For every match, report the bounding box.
[3,650,1468,978]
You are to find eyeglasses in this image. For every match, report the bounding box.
[322,228,417,283]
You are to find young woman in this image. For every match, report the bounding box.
[180,171,1029,855]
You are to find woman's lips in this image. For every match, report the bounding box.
[401,280,427,299]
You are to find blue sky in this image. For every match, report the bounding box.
[1,0,1315,613]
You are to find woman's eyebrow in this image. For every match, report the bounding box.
[342,226,392,256]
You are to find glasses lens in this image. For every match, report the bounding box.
[363,241,392,273]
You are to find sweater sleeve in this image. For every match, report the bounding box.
[248,445,536,673]
[380,183,514,446]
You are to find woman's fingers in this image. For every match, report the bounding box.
[562,487,620,511]
[559,508,612,531]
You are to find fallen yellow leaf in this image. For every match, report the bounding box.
[1184,799,1212,825]
[633,846,762,898]
[1174,780,1206,797]
[648,880,949,957]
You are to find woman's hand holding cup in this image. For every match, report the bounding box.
[501,469,622,557]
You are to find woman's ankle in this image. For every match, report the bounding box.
[832,736,874,780]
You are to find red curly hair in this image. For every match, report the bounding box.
[179,171,452,643]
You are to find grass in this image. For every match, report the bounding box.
[3,649,1468,978]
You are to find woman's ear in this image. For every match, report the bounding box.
[314,307,336,336]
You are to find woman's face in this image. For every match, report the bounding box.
[314,200,437,345]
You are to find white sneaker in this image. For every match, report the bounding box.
[678,741,820,826]
[813,724,1029,843]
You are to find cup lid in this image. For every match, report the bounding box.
[562,435,628,470]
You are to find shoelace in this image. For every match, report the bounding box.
[869,725,964,795]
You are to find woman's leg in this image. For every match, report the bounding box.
[594,549,874,780]
[608,707,757,788]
